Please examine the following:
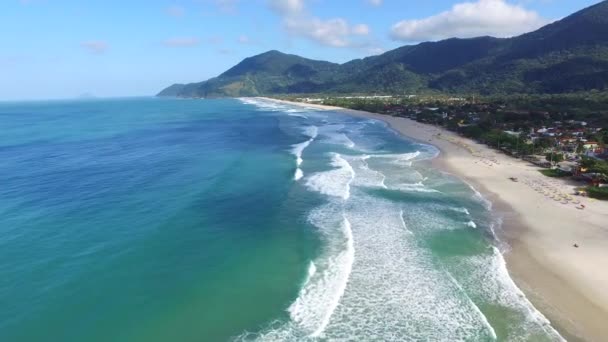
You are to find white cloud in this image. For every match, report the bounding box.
[268,0,305,15]
[80,41,108,54]
[165,5,185,17]
[162,37,201,47]
[284,17,351,47]
[352,24,370,35]
[267,0,372,48]
[367,0,383,6]
[238,35,251,44]
[391,0,550,42]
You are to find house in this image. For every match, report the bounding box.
[583,142,600,150]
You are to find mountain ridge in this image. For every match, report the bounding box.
[158,1,608,97]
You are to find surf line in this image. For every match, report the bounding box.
[445,271,498,340]
[310,214,355,338]
[292,126,319,181]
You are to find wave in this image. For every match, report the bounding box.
[317,196,496,340]
[392,182,442,194]
[323,132,355,149]
[341,134,355,149]
[450,207,471,215]
[287,211,355,338]
[238,97,291,112]
[366,151,422,165]
[352,155,388,189]
[399,209,413,235]
[294,168,304,181]
[457,247,566,341]
[288,113,308,119]
[234,105,563,341]
[292,141,311,167]
[464,181,493,210]
[445,271,498,339]
[306,153,355,200]
[291,126,319,181]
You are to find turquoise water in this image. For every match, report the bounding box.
[0,98,562,341]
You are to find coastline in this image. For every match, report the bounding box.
[261,97,608,341]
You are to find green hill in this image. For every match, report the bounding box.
[158,1,608,97]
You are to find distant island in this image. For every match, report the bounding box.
[158,1,608,98]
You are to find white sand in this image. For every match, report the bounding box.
[262,97,608,341]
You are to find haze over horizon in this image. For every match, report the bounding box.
[1,0,602,100]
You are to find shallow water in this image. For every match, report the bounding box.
[0,97,562,341]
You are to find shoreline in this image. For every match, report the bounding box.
[260,97,608,341]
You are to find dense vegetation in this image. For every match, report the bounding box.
[540,169,571,178]
[587,186,608,199]
[159,2,608,98]
[581,157,608,174]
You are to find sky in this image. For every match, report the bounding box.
[0,0,602,100]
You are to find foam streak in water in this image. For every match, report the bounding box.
[288,214,355,338]
[291,126,318,181]
[445,271,498,340]
[306,153,355,200]
[399,209,412,235]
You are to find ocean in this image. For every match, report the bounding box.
[0,97,562,341]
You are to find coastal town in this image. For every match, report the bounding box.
[293,95,608,200]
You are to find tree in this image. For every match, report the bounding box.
[546,152,564,164]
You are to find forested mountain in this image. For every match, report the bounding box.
[158,1,608,97]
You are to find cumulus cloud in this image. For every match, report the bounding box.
[391,0,550,42]
[352,24,370,35]
[80,41,108,54]
[162,37,201,47]
[267,0,372,48]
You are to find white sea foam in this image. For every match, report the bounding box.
[324,133,355,149]
[454,247,566,341]
[238,97,293,112]
[399,209,412,235]
[288,113,308,119]
[291,126,319,181]
[351,155,388,189]
[287,210,355,338]
[466,220,477,228]
[445,271,498,340]
[317,124,358,149]
[303,126,319,139]
[319,196,495,340]
[306,262,317,282]
[450,207,471,215]
[341,134,355,149]
[306,153,355,200]
[292,141,311,167]
[393,182,442,194]
[237,111,563,341]
[369,151,421,162]
[294,168,304,181]
[465,181,493,210]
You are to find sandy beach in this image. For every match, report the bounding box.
[263,97,608,341]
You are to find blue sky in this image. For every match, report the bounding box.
[0,0,602,100]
